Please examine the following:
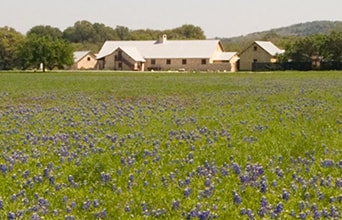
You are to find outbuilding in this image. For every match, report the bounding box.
[239,41,284,71]
[70,51,97,70]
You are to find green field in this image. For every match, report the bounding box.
[0,71,341,219]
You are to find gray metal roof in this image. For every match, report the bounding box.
[255,41,285,56]
[73,51,91,62]
[97,40,223,60]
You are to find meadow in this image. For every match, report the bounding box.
[0,71,341,219]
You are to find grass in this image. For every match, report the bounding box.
[0,71,341,219]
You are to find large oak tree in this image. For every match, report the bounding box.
[20,34,74,71]
[0,27,24,70]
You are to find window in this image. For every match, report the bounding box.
[201,59,206,65]
[151,59,156,65]
[254,46,258,51]
[253,59,258,63]
[182,59,187,65]
[118,62,122,68]
[87,57,91,61]
[166,59,171,65]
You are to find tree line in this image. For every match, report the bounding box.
[280,31,342,63]
[0,21,205,71]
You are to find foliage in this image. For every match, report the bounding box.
[166,24,206,40]
[27,25,63,40]
[0,71,341,219]
[0,27,24,70]
[282,31,342,62]
[20,35,74,71]
[63,21,206,51]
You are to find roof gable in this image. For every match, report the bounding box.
[73,51,94,62]
[117,47,145,62]
[255,41,284,56]
[97,40,222,60]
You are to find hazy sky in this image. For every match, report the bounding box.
[1,0,341,38]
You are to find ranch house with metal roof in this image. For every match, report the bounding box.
[96,35,238,72]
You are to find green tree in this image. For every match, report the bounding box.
[130,29,161,40]
[93,22,118,42]
[167,24,206,40]
[0,27,24,70]
[282,32,342,63]
[20,35,73,71]
[115,26,131,40]
[27,25,63,40]
[63,20,118,51]
[323,31,342,61]
[282,37,317,62]
[63,20,96,43]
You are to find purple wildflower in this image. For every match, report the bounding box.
[233,191,242,205]
[93,199,100,208]
[299,212,307,219]
[67,175,74,183]
[31,213,41,220]
[172,200,181,210]
[274,203,283,214]
[321,159,335,168]
[282,189,290,201]
[184,188,191,198]
[299,201,305,210]
[260,180,267,193]
[125,206,131,212]
[141,201,148,212]
[231,162,241,175]
[7,212,15,220]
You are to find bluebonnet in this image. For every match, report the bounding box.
[125,206,131,212]
[64,215,75,220]
[93,199,100,208]
[233,191,242,205]
[299,211,307,219]
[231,162,241,175]
[172,200,181,210]
[282,189,290,201]
[83,200,91,210]
[274,203,283,215]
[299,201,305,210]
[31,213,41,220]
[7,212,16,220]
[184,188,191,198]
[321,159,335,168]
[260,179,267,193]
[141,201,148,213]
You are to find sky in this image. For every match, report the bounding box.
[1,0,341,38]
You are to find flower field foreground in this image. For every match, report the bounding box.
[0,71,341,219]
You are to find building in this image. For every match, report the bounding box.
[239,41,284,71]
[70,51,97,70]
[96,35,238,72]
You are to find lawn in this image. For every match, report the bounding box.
[0,71,341,219]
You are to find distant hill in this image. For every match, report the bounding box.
[221,20,342,52]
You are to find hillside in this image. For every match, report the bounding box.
[221,20,342,52]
